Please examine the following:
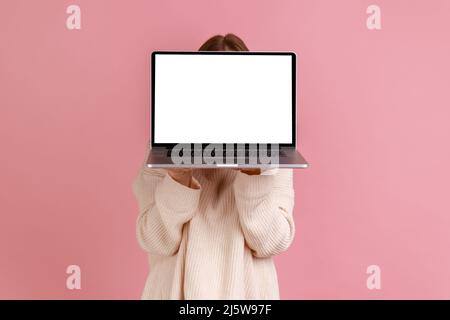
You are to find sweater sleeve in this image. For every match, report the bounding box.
[233,168,295,258]
[132,144,201,256]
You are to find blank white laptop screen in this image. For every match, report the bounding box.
[153,53,293,144]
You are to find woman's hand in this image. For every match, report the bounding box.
[167,168,199,189]
[236,168,261,175]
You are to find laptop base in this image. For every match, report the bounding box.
[146,147,308,169]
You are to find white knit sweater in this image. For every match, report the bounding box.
[132,146,295,299]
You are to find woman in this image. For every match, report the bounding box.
[132,33,295,299]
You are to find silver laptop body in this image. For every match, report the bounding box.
[146,51,308,169]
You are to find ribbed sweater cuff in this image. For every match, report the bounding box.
[155,173,202,215]
[233,170,274,199]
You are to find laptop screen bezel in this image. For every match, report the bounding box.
[151,51,297,148]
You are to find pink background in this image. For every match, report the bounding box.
[1,0,450,299]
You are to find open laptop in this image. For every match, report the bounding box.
[146,51,308,169]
